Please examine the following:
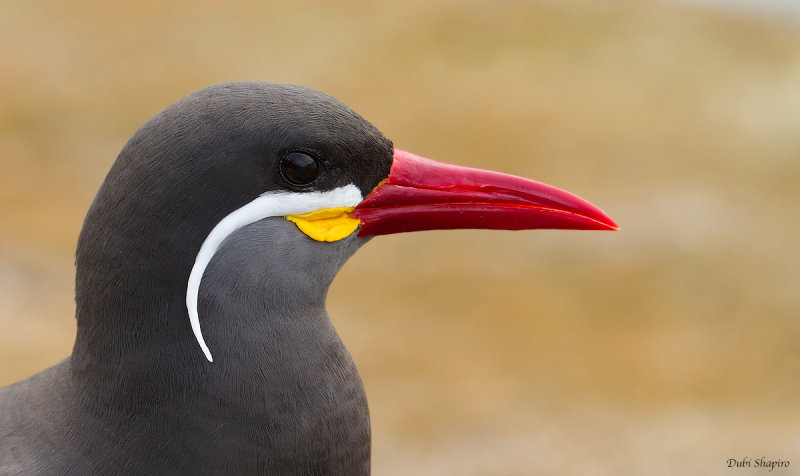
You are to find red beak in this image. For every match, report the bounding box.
[352,148,618,236]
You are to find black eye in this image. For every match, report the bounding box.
[280,152,319,186]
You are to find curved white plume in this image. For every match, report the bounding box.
[186,185,363,362]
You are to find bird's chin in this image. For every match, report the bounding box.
[350,231,373,247]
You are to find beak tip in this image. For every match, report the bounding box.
[602,216,620,231]
[594,214,619,231]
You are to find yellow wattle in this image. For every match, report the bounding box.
[286,207,360,242]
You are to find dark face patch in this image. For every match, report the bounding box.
[236,84,393,198]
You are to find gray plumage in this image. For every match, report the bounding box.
[1,82,393,475]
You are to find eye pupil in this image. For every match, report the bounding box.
[281,152,319,185]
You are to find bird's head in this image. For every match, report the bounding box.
[74,82,616,367]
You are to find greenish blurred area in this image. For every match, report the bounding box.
[1,1,798,474]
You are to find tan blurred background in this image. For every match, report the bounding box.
[1,0,799,474]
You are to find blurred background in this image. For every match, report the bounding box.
[1,0,798,474]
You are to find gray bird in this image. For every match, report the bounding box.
[0,82,617,475]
